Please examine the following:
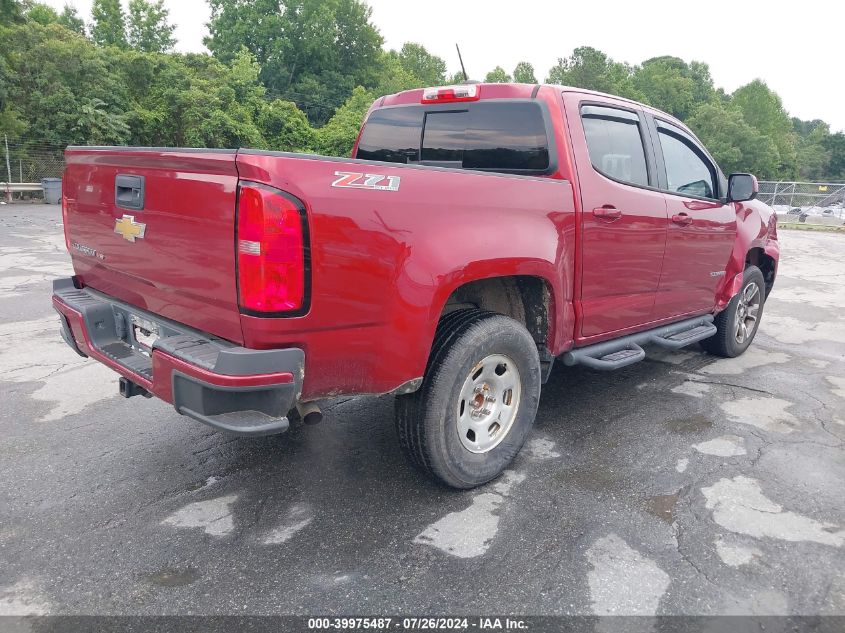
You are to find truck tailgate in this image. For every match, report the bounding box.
[63,148,243,344]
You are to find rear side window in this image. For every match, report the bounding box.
[356,102,551,174]
[581,106,649,187]
[355,107,421,164]
[656,126,717,199]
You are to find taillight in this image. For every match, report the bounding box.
[237,183,308,315]
[421,84,480,104]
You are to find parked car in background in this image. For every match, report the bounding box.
[787,207,809,222]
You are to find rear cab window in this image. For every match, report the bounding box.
[355,101,553,175]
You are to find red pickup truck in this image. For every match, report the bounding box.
[54,83,779,488]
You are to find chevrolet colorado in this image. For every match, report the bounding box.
[53,82,779,488]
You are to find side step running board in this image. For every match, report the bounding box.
[562,315,716,371]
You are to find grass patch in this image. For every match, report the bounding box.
[777,222,845,233]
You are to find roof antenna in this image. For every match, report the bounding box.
[455,43,469,83]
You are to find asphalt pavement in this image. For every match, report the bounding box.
[0,204,843,617]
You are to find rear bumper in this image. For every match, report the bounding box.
[52,278,304,436]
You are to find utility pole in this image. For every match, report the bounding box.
[3,134,11,203]
[4,134,11,183]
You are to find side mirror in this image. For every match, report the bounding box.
[727,173,758,203]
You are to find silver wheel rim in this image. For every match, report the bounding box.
[456,354,522,454]
[734,281,761,344]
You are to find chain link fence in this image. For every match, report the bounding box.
[758,181,845,220]
[1,137,66,202]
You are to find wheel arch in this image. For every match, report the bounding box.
[745,247,777,297]
[716,199,779,310]
[437,273,557,352]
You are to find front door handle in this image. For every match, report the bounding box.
[672,212,693,226]
[593,206,622,221]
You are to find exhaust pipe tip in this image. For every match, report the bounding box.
[296,401,323,425]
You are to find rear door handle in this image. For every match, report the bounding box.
[672,212,693,226]
[593,206,622,221]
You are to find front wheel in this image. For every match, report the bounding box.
[701,265,766,358]
[395,310,542,489]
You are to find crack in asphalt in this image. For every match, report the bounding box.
[672,486,720,587]
[683,377,775,396]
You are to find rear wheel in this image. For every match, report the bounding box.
[701,265,766,358]
[395,310,541,489]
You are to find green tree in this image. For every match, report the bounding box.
[513,61,537,83]
[686,61,716,104]
[792,119,831,181]
[633,57,716,109]
[116,49,266,148]
[397,42,446,86]
[1,0,25,23]
[732,79,797,177]
[205,0,383,124]
[126,0,175,53]
[484,66,511,83]
[796,140,830,181]
[792,117,827,138]
[258,99,317,152]
[91,0,127,48]
[0,21,129,144]
[373,50,425,96]
[0,24,26,136]
[315,86,373,156]
[58,4,86,35]
[632,57,695,119]
[75,97,130,144]
[1,19,270,150]
[821,133,845,180]
[546,46,640,99]
[25,2,58,25]
[3,13,842,178]
[687,102,779,178]
[732,80,792,137]
[1,16,313,152]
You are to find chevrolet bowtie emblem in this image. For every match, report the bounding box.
[114,214,146,242]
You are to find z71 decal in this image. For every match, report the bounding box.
[332,171,401,192]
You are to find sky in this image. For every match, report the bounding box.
[44,0,845,132]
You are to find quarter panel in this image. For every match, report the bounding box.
[236,153,576,399]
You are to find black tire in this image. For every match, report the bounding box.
[700,265,766,358]
[395,309,542,489]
